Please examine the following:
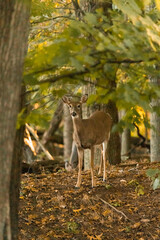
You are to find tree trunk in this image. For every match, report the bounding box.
[63,103,73,164]
[150,106,160,162]
[38,100,63,148]
[121,128,131,160]
[36,100,63,155]
[10,123,25,240]
[0,1,31,239]
[10,86,26,240]
[150,78,160,162]
[119,110,131,160]
[70,143,78,168]
[145,111,149,141]
[103,101,121,165]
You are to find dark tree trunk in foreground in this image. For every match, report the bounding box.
[10,86,26,240]
[0,1,31,239]
[10,125,25,240]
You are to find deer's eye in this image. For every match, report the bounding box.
[69,104,72,108]
[77,104,81,109]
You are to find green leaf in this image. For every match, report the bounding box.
[135,185,145,196]
[153,178,160,190]
[112,0,142,23]
[146,168,160,179]
[51,89,67,98]
[24,74,39,85]
[84,13,97,25]
[70,57,84,71]
[105,184,112,189]
[31,0,55,17]
[69,23,81,38]
[16,108,27,129]
[67,222,79,233]
[26,110,50,128]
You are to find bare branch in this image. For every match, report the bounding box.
[99,197,132,221]
[31,15,76,25]
[25,124,54,160]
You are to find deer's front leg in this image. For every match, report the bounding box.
[91,147,96,188]
[75,147,83,188]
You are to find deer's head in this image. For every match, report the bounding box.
[62,95,88,118]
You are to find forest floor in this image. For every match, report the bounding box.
[19,158,160,240]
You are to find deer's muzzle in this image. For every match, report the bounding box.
[72,112,77,117]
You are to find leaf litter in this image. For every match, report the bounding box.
[19,160,160,240]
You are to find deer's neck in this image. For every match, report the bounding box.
[72,117,84,147]
[72,117,83,131]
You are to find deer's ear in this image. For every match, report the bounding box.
[80,94,88,103]
[62,96,69,104]
[62,96,72,104]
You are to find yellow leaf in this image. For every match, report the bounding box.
[95,233,103,240]
[102,209,112,217]
[87,235,95,240]
[49,215,55,221]
[73,208,82,214]
[86,233,103,240]
[28,214,38,220]
[132,222,141,229]
[143,0,151,7]
[155,0,160,10]
[19,196,24,200]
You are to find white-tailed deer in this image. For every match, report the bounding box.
[62,95,112,188]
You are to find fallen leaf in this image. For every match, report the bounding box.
[73,208,82,214]
[132,222,141,229]
[102,209,112,217]
[141,219,150,223]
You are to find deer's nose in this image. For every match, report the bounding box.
[72,112,77,117]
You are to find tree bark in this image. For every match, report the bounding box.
[121,128,131,160]
[38,100,63,148]
[0,1,31,239]
[119,110,131,160]
[10,117,25,240]
[63,103,73,164]
[103,101,121,165]
[70,143,78,168]
[150,78,160,162]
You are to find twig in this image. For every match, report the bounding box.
[99,197,132,222]
[31,15,76,25]
[25,124,54,161]
[38,61,101,84]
